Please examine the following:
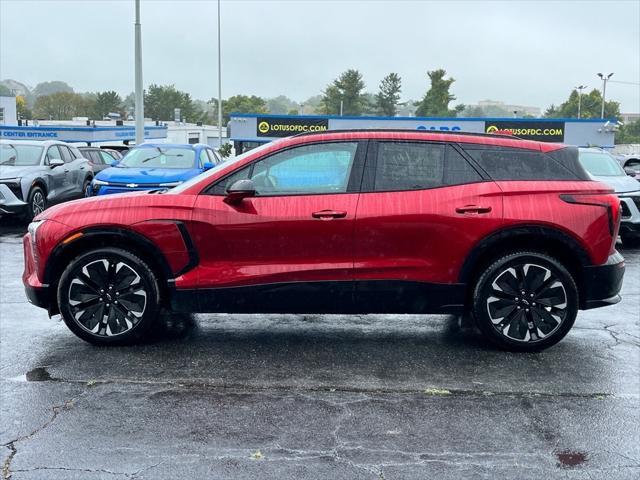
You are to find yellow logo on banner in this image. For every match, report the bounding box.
[258,121,270,134]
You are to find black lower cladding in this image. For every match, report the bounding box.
[170,280,467,314]
[24,285,51,310]
[580,251,625,310]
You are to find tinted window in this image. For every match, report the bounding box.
[373,142,481,191]
[210,142,358,196]
[464,146,578,180]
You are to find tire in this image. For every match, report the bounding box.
[57,247,161,346]
[471,251,578,352]
[82,178,92,198]
[621,234,640,249]
[24,186,47,222]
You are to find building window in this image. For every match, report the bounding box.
[0,107,4,123]
[188,133,200,144]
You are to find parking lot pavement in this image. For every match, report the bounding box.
[1,221,639,480]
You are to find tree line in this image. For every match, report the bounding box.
[2,72,637,143]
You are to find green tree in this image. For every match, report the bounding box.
[145,84,198,122]
[16,95,32,120]
[266,95,298,115]
[33,92,86,119]
[93,90,122,119]
[616,119,640,144]
[375,73,402,116]
[210,94,268,125]
[545,88,620,119]
[32,81,74,97]
[0,84,11,96]
[218,142,233,158]
[321,69,367,115]
[414,69,461,117]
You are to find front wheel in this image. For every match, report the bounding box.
[471,251,578,352]
[24,186,46,222]
[57,248,161,345]
[83,178,92,198]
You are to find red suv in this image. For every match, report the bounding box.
[23,130,625,351]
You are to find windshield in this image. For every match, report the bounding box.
[579,151,626,177]
[119,147,196,169]
[0,144,43,166]
[169,141,275,194]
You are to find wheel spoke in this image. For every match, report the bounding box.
[532,307,561,335]
[494,270,520,296]
[488,298,516,319]
[536,286,566,307]
[506,309,528,340]
[71,296,102,313]
[523,265,547,292]
[77,273,101,294]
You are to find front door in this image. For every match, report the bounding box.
[191,141,366,313]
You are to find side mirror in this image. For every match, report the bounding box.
[203,162,214,170]
[224,179,256,205]
[624,167,637,177]
[49,158,64,168]
[111,160,120,167]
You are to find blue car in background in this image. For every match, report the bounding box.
[90,143,221,196]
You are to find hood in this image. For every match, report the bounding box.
[95,166,198,184]
[587,173,640,194]
[0,165,42,179]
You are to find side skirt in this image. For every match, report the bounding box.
[169,281,466,315]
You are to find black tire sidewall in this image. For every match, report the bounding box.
[57,247,161,346]
[472,251,578,352]
[25,186,46,222]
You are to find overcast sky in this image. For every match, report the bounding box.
[1,0,639,112]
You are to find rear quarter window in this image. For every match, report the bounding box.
[463,146,579,180]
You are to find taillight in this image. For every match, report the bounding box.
[560,193,620,236]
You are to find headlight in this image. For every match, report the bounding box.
[92,179,109,186]
[159,181,183,187]
[28,219,45,244]
[0,177,21,185]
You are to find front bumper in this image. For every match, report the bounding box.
[580,251,625,310]
[0,184,28,216]
[22,233,56,314]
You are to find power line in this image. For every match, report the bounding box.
[609,80,640,86]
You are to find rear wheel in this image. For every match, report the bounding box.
[471,251,578,352]
[57,248,161,345]
[83,178,92,198]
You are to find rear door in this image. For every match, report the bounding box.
[45,146,70,199]
[353,141,503,313]
[190,141,366,313]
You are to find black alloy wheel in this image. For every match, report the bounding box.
[58,248,161,345]
[472,251,578,351]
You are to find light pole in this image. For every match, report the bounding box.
[597,73,613,119]
[217,0,223,148]
[134,0,144,145]
[575,85,587,119]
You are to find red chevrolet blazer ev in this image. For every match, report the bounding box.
[23,130,625,351]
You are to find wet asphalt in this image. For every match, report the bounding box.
[0,219,638,479]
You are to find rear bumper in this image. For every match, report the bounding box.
[25,284,51,310]
[580,251,625,310]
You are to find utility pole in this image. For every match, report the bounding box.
[575,85,587,119]
[217,0,223,148]
[134,0,144,144]
[597,73,613,119]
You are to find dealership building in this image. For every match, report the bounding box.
[229,113,617,153]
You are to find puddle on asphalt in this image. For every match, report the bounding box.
[556,450,587,468]
[25,367,53,382]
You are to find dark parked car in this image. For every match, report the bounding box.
[78,147,122,175]
[24,130,624,351]
[1,140,93,221]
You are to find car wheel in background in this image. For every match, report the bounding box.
[25,186,46,222]
[57,248,161,346]
[83,178,92,198]
[471,251,578,352]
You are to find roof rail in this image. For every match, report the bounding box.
[290,128,524,141]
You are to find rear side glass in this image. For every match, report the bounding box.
[444,145,483,185]
[99,151,115,164]
[464,146,578,180]
[59,146,74,163]
[374,142,445,191]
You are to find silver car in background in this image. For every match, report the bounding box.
[0,140,93,221]
[579,147,640,248]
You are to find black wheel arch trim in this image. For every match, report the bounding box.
[458,224,592,285]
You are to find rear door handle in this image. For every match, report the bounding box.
[312,210,347,220]
[456,205,492,214]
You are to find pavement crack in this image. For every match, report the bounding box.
[2,397,77,480]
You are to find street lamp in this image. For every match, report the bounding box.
[217,0,223,148]
[575,85,587,119]
[597,73,613,119]
[134,0,144,145]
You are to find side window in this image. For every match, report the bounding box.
[199,149,209,168]
[464,146,578,180]
[59,146,74,163]
[444,145,483,185]
[207,149,220,164]
[46,146,62,164]
[374,142,445,191]
[100,151,115,164]
[210,165,251,195]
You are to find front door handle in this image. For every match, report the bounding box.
[456,205,492,214]
[312,210,347,220]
